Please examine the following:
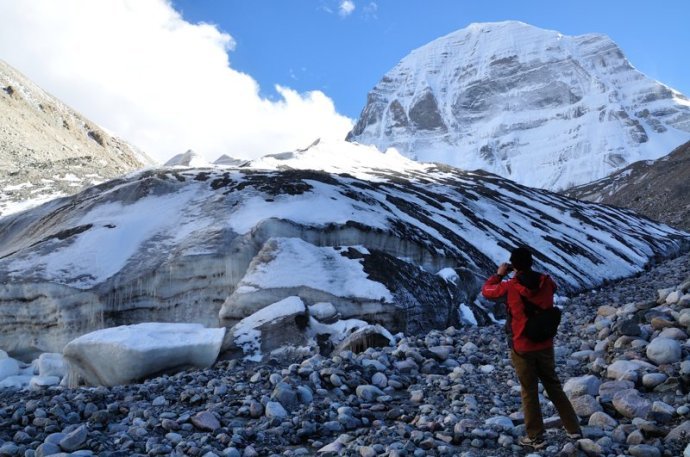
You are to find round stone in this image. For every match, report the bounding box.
[264,401,288,420]
[646,337,682,365]
[628,444,661,457]
[642,373,668,389]
[612,389,651,419]
[587,411,618,429]
[564,375,601,398]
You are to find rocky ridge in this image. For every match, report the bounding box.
[0,252,689,456]
[347,21,690,191]
[565,140,690,231]
[0,59,153,217]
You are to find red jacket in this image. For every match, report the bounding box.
[482,272,557,353]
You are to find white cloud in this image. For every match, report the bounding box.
[363,2,378,20]
[0,0,353,163]
[339,0,356,17]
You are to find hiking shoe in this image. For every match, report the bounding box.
[518,435,546,449]
[566,432,582,440]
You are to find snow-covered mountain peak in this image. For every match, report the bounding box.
[247,139,424,180]
[347,22,690,191]
[164,149,211,167]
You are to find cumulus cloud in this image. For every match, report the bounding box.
[0,0,353,163]
[339,0,356,17]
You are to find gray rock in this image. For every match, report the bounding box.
[658,327,687,339]
[571,394,602,417]
[665,420,690,442]
[249,400,264,418]
[371,372,387,388]
[564,375,601,398]
[44,433,66,445]
[358,446,376,457]
[271,382,298,411]
[35,442,61,457]
[356,385,384,402]
[617,318,641,336]
[612,389,651,419]
[587,411,618,429]
[681,360,690,377]
[243,446,258,457]
[627,429,645,445]
[606,360,643,381]
[642,372,668,388]
[646,337,682,364]
[296,385,313,404]
[165,432,183,445]
[0,443,18,456]
[461,342,479,354]
[577,438,602,456]
[265,401,288,420]
[628,444,661,457]
[318,439,345,454]
[599,380,635,403]
[191,411,221,431]
[428,346,452,361]
[484,416,514,430]
[329,373,345,388]
[58,424,88,452]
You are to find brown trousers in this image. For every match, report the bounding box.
[510,347,581,438]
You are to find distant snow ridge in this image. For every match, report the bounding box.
[164,149,211,167]
[0,140,686,358]
[347,21,690,191]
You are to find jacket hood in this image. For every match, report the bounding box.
[516,270,543,291]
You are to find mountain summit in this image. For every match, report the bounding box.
[347,21,690,191]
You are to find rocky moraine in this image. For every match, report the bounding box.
[1,251,689,457]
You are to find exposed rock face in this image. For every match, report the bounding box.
[0,59,153,217]
[0,140,687,357]
[347,21,690,191]
[565,140,690,231]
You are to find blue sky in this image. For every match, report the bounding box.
[172,0,690,118]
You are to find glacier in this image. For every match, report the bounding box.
[0,140,687,358]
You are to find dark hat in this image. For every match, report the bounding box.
[510,246,533,271]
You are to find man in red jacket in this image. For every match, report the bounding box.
[482,246,581,449]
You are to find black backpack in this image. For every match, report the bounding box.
[522,296,561,342]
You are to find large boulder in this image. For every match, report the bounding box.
[599,380,635,403]
[666,421,690,442]
[606,360,654,382]
[646,337,682,365]
[219,239,394,328]
[564,375,601,398]
[612,389,652,419]
[224,296,311,361]
[63,323,225,386]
